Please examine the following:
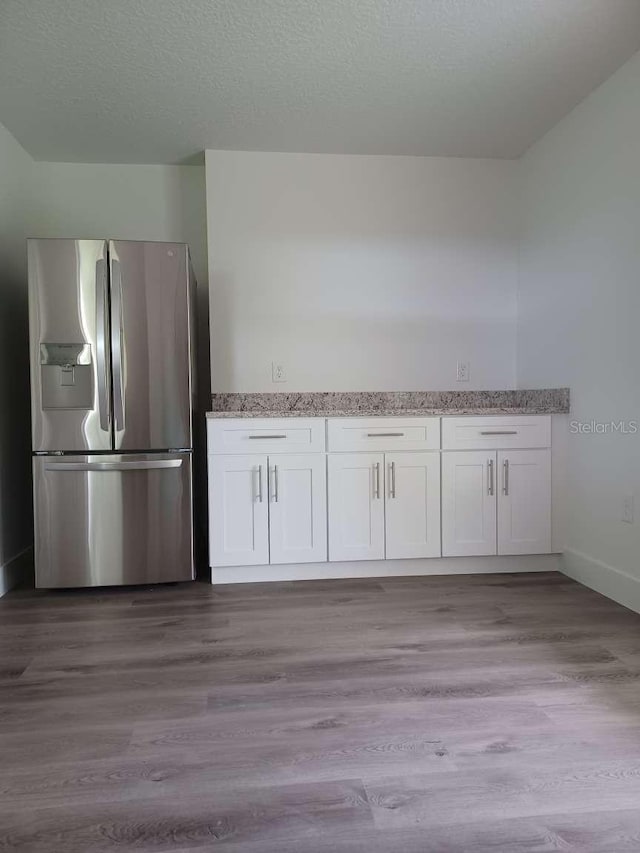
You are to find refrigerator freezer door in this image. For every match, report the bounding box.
[109,241,193,451]
[28,239,112,452]
[33,453,194,588]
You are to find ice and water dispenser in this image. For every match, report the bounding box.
[40,343,93,409]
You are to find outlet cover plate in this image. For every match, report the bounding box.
[456,361,470,382]
[272,362,287,383]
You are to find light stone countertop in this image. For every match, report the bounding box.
[206,389,570,418]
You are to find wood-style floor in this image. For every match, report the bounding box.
[4,572,640,851]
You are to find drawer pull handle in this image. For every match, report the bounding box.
[248,434,287,440]
[479,430,518,436]
[366,432,405,438]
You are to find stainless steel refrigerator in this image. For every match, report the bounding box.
[28,239,197,588]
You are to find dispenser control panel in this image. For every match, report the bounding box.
[40,343,93,409]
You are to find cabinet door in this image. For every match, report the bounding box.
[209,455,269,567]
[328,453,385,562]
[269,454,327,565]
[498,450,551,555]
[442,452,497,556]
[385,452,441,559]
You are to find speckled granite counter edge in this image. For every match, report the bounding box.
[207,389,570,418]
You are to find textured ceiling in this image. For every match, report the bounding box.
[1,0,640,164]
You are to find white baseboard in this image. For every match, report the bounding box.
[211,553,561,585]
[0,546,33,597]
[561,548,640,615]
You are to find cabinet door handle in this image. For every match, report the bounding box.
[503,459,509,496]
[367,432,405,438]
[374,462,381,499]
[256,465,263,502]
[480,430,518,436]
[487,459,494,496]
[389,461,396,498]
[272,465,279,502]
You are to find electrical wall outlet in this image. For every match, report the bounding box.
[622,494,635,524]
[271,362,287,383]
[456,361,470,382]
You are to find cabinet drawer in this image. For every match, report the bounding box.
[208,418,325,454]
[327,417,440,452]
[441,415,551,450]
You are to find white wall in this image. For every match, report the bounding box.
[517,50,640,605]
[206,150,519,392]
[30,162,210,411]
[0,122,33,593]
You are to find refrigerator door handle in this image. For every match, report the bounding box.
[44,459,183,472]
[110,255,125,432]
[95,256,111,432]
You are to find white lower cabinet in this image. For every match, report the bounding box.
[209,452,326,567]
[327,451,441,561]
[442,452,497,557]
[209,454,269,567]
[497,449,551,555]
[328,453,385,562]
[208,415,555,575]
[269,454,327,565]
[385,452,441,559]
[442,449,551,557]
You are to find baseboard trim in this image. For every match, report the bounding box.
[0,546,33,597]
[211,553,561,585]
[561,548,640,615]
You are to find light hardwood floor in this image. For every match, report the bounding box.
[3,571,640,851]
